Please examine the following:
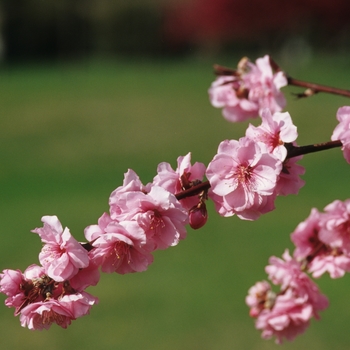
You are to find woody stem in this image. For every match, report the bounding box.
[286,140,342,158]
[287,77,350,98]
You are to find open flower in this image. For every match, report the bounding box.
[32,216,89,282]
[206,137,282,220]
[109,186,188,250]
[153,152,206,211]
[85,218,153,274]
[109,169,151,220]
[209,55,287,122]
[245,109,298,161]
[19,291,98,330]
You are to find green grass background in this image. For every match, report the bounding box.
[1,53,350,349]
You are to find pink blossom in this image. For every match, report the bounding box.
[0,269,23,299]
[0,265,52,315]
[109,169,151,220]
[275,154,305,196]
[58,291,98,319]
[69,261,101,291]
[291,208,323,260]
[0,269,26,310]
[291,206,350,278]
[209,75,259,122]
[245,109,305,195]
[331,106,350,163]
[255,289,314,344]
[245,109,298,161]
[1,263,99,330]
[85,219,154,274]
[153,152,206,211]
[206,137,282,220]
[109,186,188,250]
[246,281,274,318]
[84,212,113,242]
[249,56,287,111]
[266,251,329,313]
[308,254,350,278]
[319,199,350,252]
[209,55,287,122]
[19,291,98,330]
[248,251,328,343]
[19,299,74,330]
[23,264,46,281]
[32,216,89,282]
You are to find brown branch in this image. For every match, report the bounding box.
[175,181,211,201]
[287,77,350,98]
[286,140,342,159]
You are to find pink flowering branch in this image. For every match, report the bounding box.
[2,53,350,340]
[214,57,350,106]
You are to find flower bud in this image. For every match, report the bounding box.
[189,202,208,230]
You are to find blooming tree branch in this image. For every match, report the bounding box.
[1,54,350,344]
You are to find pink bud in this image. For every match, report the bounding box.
[189,203,208,229]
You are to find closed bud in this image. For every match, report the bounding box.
[189,202,208,230]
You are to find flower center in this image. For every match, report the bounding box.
[150,210,165,233]
[112,241,131,266]
[235,164,253,184]
[41,309,66,327]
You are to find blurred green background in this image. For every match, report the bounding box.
[1,1,350,349]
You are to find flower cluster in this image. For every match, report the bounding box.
[246,251,329,344]
[291,199,350,278]
[206,108,305,220]
[0,153,207,330]
[247,197,350,342]
[0,216,99,330]
[86,152,206,276]
[2,54,350,343]
[209,55,287,122]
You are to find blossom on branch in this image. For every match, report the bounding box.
[275,154,305,196]
[153,152,206,211]
[0,264,98,330]
[206,137,282,220]
[32,216,90,282]
[19,292,97,330]
[245,109,298,161]
[246,280,274,318]
[320,199,350,254]
[247,251,329,344]
[84,216,154,274]
[291,201,350,278]
[109,169,150,220]
[117,186,189,250]
[109,168,189,250]
[1,53,349,338]
[209,55,287,122]
[245,109,305,195]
